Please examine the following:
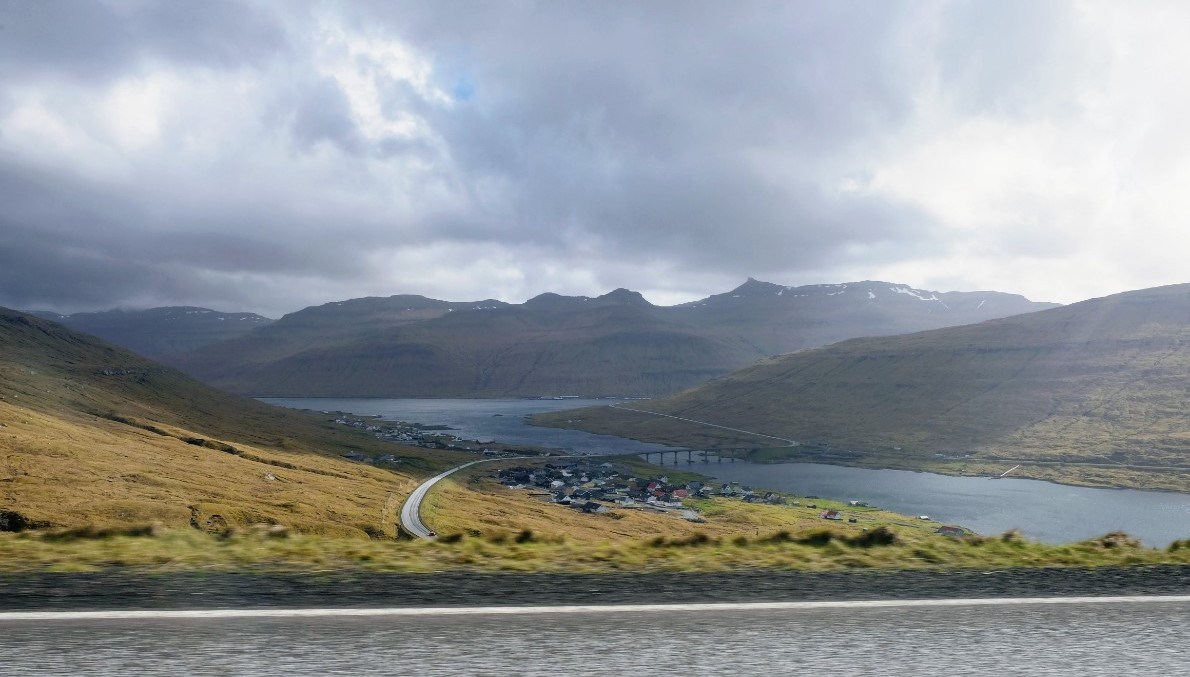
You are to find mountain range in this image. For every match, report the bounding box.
[535,283,1190,487]
[166,279,1057,398]
[31,307,273,361]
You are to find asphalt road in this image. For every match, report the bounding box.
[400,454,578,538]
[398,459,488,538]
[7,598,1190,675]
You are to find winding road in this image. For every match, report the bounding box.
[401,452,586,538]
[399,460,486,538]
[401,456,554,538]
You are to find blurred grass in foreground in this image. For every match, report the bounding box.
[4,526,1190,574]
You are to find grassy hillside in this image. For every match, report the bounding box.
[12,306,1185,574]
[0,308,471,535]
[176,280,1055,398]
[10,452,1190,573]
[534,284,1190,491]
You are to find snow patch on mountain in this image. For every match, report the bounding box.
[889,286,942,302]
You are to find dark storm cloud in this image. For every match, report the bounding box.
[0,158,373,314]
[352,1,943,273]
[289,77,364,155]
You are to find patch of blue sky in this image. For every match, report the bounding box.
[452,76,476,102]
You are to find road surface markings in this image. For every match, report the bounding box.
[6,596,1190,621]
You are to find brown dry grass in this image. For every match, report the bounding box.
[0,308,479,537]
[0,399,432,537]
[4,523,1189,574]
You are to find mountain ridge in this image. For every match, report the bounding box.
[29,306,274,361]
[71,279,1058,398]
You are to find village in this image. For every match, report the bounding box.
[492,460,971,536]
[330,414,544,460]
[331,414,969,536]
[494,459,814,524]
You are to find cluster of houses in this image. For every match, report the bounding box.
[328,415,974,538]
[331,415,530,458]
[494,460,789,522]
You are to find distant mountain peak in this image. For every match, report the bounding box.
[730,278,788,296]
[596,288,652,306]
[523,292,590,309]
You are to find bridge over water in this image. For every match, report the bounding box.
[638,448,756,465]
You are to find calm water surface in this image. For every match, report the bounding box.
[4,603,1190,676]
[263,397,682,455]
[680,460,1190,546]
[265,398,1190,546]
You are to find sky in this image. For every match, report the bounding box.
[2,0,1189,318]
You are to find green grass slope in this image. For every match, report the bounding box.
[536,284,1190,489]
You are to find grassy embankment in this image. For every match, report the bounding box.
[0,397,469,536]
[5,521,1190,574]
[8,453,1190,574]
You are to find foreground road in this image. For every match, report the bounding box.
[3,596,1190,675]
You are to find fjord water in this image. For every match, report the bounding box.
[266,398,1190,546]
[679,460,1190,547]
[261,397,683,454]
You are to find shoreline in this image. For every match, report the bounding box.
[528,407,1190,495]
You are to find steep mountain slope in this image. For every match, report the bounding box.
[677,278,1054,356]
[176,280,1056,398]
[31,307,273,361]
[541,284,1190,477]
[173,295,508,386]
[188,289,756,397]
[0,308,464,534]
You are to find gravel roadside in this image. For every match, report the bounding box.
[2,566,1190,611]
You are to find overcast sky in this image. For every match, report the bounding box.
[2,1,1188,317]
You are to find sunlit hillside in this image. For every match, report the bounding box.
[0,308,469,535]
[536,284,1190,490]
